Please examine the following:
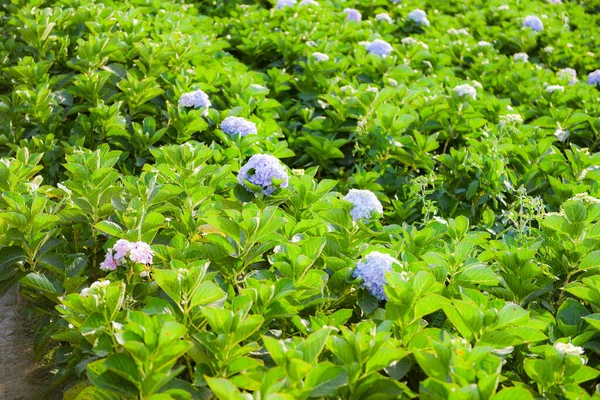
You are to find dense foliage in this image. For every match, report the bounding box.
[1,0,600,398]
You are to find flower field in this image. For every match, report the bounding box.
[1,0,600,398]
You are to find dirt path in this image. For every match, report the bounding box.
[0,288,47,400]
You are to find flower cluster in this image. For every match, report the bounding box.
[588,70,600,86]
[554,128,570,142]
[453,84,477,100]
[478,40,492,47]
[312,52,329,62]
[554,342,585,363]
[523,15,543,31]
[178,90,211,115]
[276,0,295,9]
[546,85,564,93]
[100,239,154,271]
[408,9,429,26]
[81,280,110,297]
[220,116,257,137]
[513,52,529,62]
[299,0,318,5]
[375,13,393,24]
[364,39,393,57]
[353,251,401,301]
[499,114,523,125]
[558,68,578,85]
[344,8,361,22]
[344,189,383,220]
[238,154,289,196]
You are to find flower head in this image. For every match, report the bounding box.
[100,250,117,271]
[513,52,529,62]
[588,70,600,86]
[499,114,523,125]
[554,128,570,142]
[353,251,401,301]
[344,8,361,22]
[365,39,393,57]
[375,13,393,24]
[129,242,154,265]
[81,280,110,296]
[299,0,318,5]
[554,342,584,359]
[478,41,492,47]
[113,239,134,263]
[558,68,577,85]
[547,0,561,4]
[179,90,211,115]
[312,52,329,62]
[344,189,383,220]
[523,15,543,31]
[238,154,289,196]
[220,116,257,137]
[546,85,564,93]
[408,9,429,26]
[453,84,477,100]
[276,0,296,9]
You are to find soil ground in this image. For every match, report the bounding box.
[0,288,53,400]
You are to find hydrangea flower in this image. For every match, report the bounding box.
[276,0,296,9]
[454,84,477,100]
[558,68,578,85]
[179,90,211,115]
[499,114,523,125]
[220,116,257,137]
[312,52,329,62]
[448,28,469,35]
[353,251,401,301]
[543,46,554,53]
[554,342,585,363]
[547,0,561,4]
[588,70,600,86]
[554,128,570,142]
[546,85,564,93]
[408,9,430,26]
[81,280,110,297]
[344,8,361,22]
[523,16,543,31]
[299,0,318,5]
[238,154,289,196]
[375,13,393,24]
[364,39,393,57]
[344,189,383,220]
[513,52,529,62]
[100,239,153,271]
[478,41,492,47]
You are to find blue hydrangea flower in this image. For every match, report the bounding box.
[588,70,600,86]
[238,154,289,196]
[375,13,393,24]
[276,0,296,9]
[344,189,383,220]
[523,16,543,31]
[353,251,401,301]
[408,9,430,26]
[179,90,211,115]
[513,52,529,62]
[220,116,257,137]
[558,68,577,85]
[364,39,393,57]
[344,8,361,22]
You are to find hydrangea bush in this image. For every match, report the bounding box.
[1,0,600,399]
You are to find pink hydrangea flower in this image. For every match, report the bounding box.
[113,239,134,262]
[99,250,118,271]
[129,241,154,265]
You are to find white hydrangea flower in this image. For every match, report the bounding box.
[478,41,492,47]
[499,114,523,125]
[375,13,393,24]
[546,85,564,93]
[453,84,477,99]
[344,8,362,22]
[543,46,554,53]
[401,37,417,45]
[312,52,329,62]
[472,80,483,89]
[408,9,429,26]
[179,90,211,115]
[344,189,383,220]
[81,280,111,297]
[523,15,543,31]
[299,0,318,5]
[365,39,393,57]
[554,342,585,363]
[588,70,600,86]
[554,128,570,142]
[513,52,529,62]
[220,116,257,137]
[447,28,469,35]
[276,0,296,9]
[353,251,401,301]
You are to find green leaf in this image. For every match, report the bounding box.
[491,387,534,400]
[495,303,529,329]
[205,377,245,400]
[19,272,62,294]
[0,246,26,274]
[95,221,124,237]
